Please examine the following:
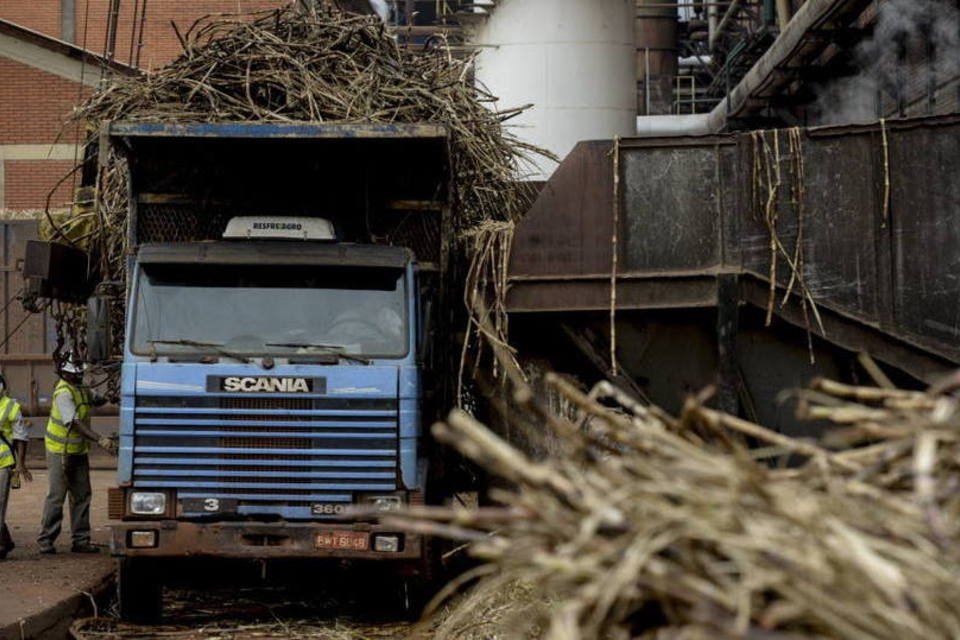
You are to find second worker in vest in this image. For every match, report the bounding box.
[0,373,31,560]
[38,358,114,554]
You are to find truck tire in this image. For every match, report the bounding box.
[118,558,163,623]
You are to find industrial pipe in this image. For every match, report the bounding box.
[679,54,713,67]
[763,0,777,25]
[707,2,718,49]
[636,114,711,136]
[705,0,864,132]
[636,0,679,115]
[776,0,792,30]
[711,0,744,49]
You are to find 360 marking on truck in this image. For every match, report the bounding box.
[311,503,348,516]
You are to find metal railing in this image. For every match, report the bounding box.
[675,74,697,114]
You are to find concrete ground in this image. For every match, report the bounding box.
[0,467,116,639]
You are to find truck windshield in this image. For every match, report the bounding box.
[131,263,407,358]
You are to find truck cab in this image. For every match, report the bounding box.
[100,122,454,621]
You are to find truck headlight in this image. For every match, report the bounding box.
[130,491,167,516]
[362,495,403,512]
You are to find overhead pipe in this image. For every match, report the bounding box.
[707,1,718,48]
[711,0,744,49]
[636,0,679,115]
[704,0,868,132]
[679,54,713,67]
[634,0,868,136]
[763,0,777,25]
[776,0,793,30]
[636,114,712,136]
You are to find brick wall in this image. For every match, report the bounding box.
[0,58,87,211]
[1,0,290,69]
[0,0,290,211]
[86,0,288,69]
[0,59,87,146]
[3,159,77,209]
[0,0,64,40]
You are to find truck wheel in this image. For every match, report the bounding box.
[118,558,163,623]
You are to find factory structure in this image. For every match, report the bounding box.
[0,1,957,635]
[1,0,957,428]
[3,0,958,199]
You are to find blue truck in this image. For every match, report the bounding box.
[95,121,457,620]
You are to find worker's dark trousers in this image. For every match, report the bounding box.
[0,467,11,553]
[38,452,91,550]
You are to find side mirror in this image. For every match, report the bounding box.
[86,296,111,363]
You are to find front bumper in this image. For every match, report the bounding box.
[111,521,422,561]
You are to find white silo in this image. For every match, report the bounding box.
[472,0,636,180]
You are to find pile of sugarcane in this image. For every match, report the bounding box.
[392,367,960,639]
[45,5,543,390]
[75,6,541,231]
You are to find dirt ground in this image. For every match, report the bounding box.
[2,467,423,639]
[0,468,115,637]
[73,585,419,639]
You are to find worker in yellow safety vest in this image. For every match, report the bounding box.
[0,372,31,560]
[37,357,113,554]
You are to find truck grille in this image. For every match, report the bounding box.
[131,395,399,519]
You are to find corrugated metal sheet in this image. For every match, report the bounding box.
[0,220,57,418]
[0,219,116,437]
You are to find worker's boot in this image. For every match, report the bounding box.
[0,525,13,557]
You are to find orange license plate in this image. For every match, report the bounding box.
[315,531,369,551]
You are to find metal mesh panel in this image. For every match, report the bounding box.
[211,487,325,496]
[138,203,442,265]
[220,453,314,461]
[221,397,313,411]
[138,203,232,243]
[369,212,442,264]
[221,436,311,450]
[217,400,318,435]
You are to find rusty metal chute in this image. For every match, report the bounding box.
[508,115,960,381]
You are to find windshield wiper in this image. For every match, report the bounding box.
[148,340,251,364]
[265,343,371,365]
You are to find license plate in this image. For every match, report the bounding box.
[315,531,369,551]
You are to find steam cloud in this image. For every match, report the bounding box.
[816,0,960,125]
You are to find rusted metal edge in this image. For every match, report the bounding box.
[509,267,737,283]
[802,113,960,139]
[137,242,412,268]
[109,121,449,140]
[739,276,957,380]
[619,134,736,150]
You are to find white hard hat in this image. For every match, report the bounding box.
[62,358,85,375]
